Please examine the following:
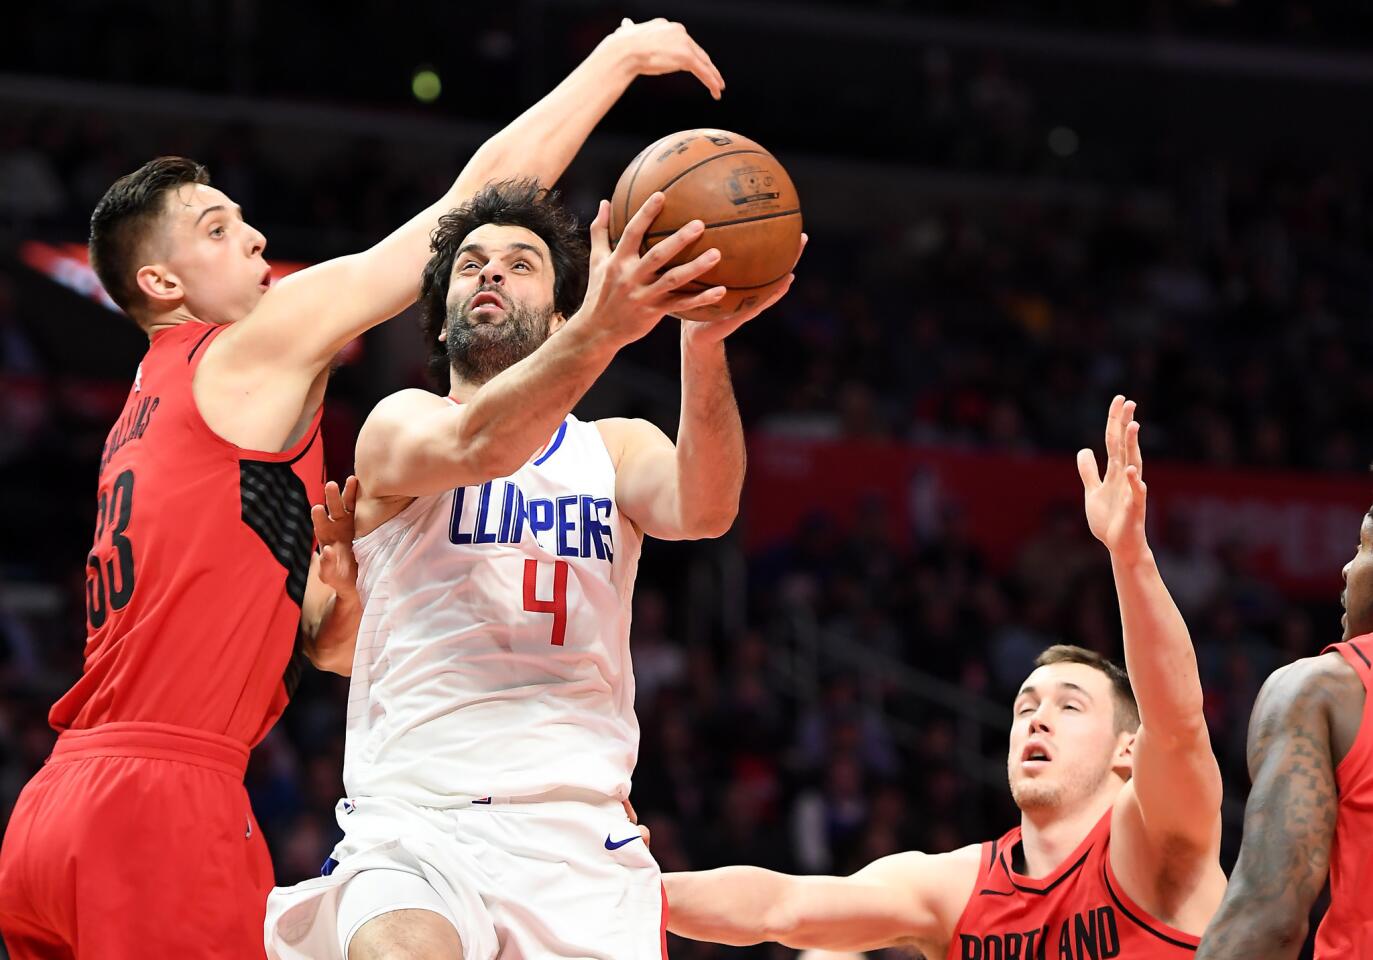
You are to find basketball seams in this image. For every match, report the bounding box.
[610,130,801,318]
[619,135,672,253]
[679,272,792,293]
[678,270,792,292]
[653,149,770,196]
[643,208,802,241]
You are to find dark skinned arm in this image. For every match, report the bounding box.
[1194,659,1340,959]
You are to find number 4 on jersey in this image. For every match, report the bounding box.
[522,559,569,646]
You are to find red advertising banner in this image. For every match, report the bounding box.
[18,241,307,312]
[745,435,1372,599]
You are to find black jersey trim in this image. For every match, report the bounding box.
[977,839,1016,895]
[187,327,218,362]
[283,420,323,467]
[999,845,1093,896]
[1351,642,1372,669]
[1101,860,1198,950]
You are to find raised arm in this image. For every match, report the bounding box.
[664,847,976,956]
[224,20,724,373]
[600,250,800,540]
[1077,396,1222,861]
[358,196,727,499]
[1194,660,1340,960]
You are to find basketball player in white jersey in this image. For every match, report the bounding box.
[265,179,801,959]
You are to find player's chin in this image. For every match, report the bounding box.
[1009,779,1059,811]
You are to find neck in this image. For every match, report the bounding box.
[448,372,480,401]
[1016,783,1118,877]
[142,305,204,340]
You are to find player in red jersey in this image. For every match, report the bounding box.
[662,397,1227,958]
[1194,514,1373,958]
[0,20,725,959]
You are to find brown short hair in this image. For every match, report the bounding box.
[89,157,211,316]
[1034,644,1140,734]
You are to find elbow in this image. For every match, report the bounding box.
[759,901,800,946]
[680,503,740,541]
[1222,912,1308,956]
[686,516,737,541]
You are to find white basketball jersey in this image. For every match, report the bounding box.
[344,411,643,807]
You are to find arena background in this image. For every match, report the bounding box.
[4,2,1373,957]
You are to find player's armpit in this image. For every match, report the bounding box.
[1193,660,1340,960]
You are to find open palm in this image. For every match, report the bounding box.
[1076,396,1149,564]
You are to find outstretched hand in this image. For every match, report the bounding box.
[312,476,360,598]
[605,18,725,100]
[1076,396,1149,565]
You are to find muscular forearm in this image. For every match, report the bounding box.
[1195,884,1308,960]
[457,319,622,476]
[672,335,745,536]
[664,868,792,946]
[1113,550,1206,736]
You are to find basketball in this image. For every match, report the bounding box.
[610,128,802,322]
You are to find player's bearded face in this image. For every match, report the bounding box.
[445,288,554,385]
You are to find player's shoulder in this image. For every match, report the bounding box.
[593,416,669,465]
[592,415,659,440]
[366,388,453,425]
[1259,652,1359,714]
[356,389,453,463]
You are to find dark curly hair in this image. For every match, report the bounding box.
[418,179,588,389]
[89,156,211,317]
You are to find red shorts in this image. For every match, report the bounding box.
[0,722,273,958]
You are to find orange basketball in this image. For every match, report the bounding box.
[609,129,802,322]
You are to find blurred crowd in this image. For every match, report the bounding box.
[2,17,1370,959]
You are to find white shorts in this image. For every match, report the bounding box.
[264,790,665,960]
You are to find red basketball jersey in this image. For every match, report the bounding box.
[947,810,1199,960]
[1315,634,1373,959]
[49,321,324,747]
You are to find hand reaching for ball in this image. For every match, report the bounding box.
[579,192,729,347]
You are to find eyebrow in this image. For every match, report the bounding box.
[1015,682,1095,701]
[194,203,242,226]
[457,242,545,262]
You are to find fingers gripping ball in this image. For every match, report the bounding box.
[610,129,802,321]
